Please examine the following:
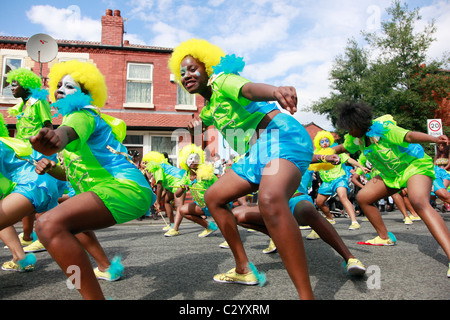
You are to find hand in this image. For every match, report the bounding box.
[154,202,161,213]
[325,154,341,165]
[273,86,297,114]
[29,127,63,156]
[35,158,57,175]
[435,135,449,145]
[187,116,204,134]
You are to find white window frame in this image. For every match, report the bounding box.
[0,49,26,103]
[125,131,184,168]
[124,62,154,109]
[175,83,197,111]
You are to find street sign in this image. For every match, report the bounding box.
[427,119,443,137]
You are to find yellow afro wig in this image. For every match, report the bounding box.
[313,130,335,151]
[178,144,205,171]
[48,60,107,108]
[142,151,167,164]
[309,130,336,171]
[168,38,225,83]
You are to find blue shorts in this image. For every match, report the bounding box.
[318,175,349,196]
[432,166,450,193]
[289,194,314,214]
[232,113,313,185]
[13,179,61,213]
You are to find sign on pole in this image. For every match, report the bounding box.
[427,119,443,137]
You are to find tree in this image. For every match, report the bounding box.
[307,0,450,138]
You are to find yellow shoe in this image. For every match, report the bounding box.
[162,224,173,231]
[346,258,366,276]
[410,215,421,221]
[306,230,320,240]
[358,236,396,246]
[447,263,450,278]
[349,222,360,230]
[164,228,179,237]
[219,241,229,249]
[94,267,121,281]
[23,240,46,253]
[1,254,36,272]
[213,268,258,285]
[299,225,311,230]
[18,232,34,246]
[403,217,413,225]
[262,239,277,254]
[327,219,336,225]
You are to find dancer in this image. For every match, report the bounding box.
[143,151,186,230]
[165,144,219,237]
[169,38,327,299]
[30,60,155,299]
[334,102,450,277]
[6,68,54,251]
[310,130,367,229]
[232,177,366,276]
[0,112,57,272]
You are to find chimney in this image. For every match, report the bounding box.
[101,9,124,46]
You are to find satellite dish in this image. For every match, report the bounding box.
[26,33,58,63]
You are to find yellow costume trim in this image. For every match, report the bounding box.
[196,163,215,181]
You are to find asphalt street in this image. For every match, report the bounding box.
[1,209,449,305]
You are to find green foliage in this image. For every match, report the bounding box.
[307,0,450,135]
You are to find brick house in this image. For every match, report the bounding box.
[0,9,219,166]
[0,8,336,168]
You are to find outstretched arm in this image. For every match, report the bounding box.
[241,83,297,114]
[405,132,449,145]
[29,126,78,157]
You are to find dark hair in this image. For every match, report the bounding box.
[128,149,140,157]
[335,102,373,133]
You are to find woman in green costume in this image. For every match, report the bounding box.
[30,60,155,299]
[335,102,450,278]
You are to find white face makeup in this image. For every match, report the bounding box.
[186,153,200,167]
[57,74,81,98]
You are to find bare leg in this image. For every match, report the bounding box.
[0,193,36,231]
[35,192,116,300]
[76,231,111,272]
[0,226,26,262]
[407,175,450,260]
[336,187,358,224]
[316,194,334,221]
[356,176,392,239]
[258,159,314,300]
[204,170,256,275]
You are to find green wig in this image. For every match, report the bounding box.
[6,68,41,89]
[48,60,107,108]
[168,38,225,83]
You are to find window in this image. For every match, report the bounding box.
[1,57,23,97]
[151,136,178,166]
[175,84,196,110]
[125,63,153,107]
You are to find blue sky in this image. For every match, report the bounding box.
[2,0,449,130]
